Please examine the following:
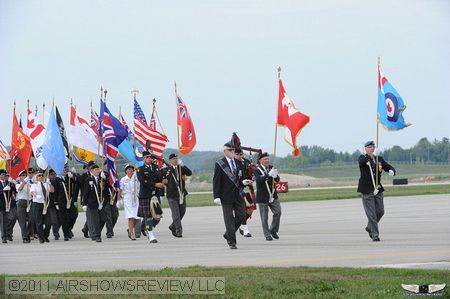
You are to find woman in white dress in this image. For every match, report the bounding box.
[118,164,140,240]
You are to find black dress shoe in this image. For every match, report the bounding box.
[82,228,89,238]
[64,237,69,241]
[44,238,50,243]
[54,236,59,240]
[365,227,373,239]
[141,229,148,237]
[7,236,13,242]
[175,233,183,238]
[265,236,273,241]
[229,244,237,249]
[372,237,380,242]
[69,231,74,238]
[96,238,102,242]
[23,239,30,244]
[2,239,7,244]
[239,229,244,236]
[106,234,112,238]
[270,232,279,239]
[169,226,177,237]
[39,239,45,244]
[244,233,252,237]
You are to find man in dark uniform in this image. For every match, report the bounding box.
[99,162,113,238]
[136,150,166,243]
[254,152,281,241]
[3,172,18,242]
[1,169,17,243]
[358,140,396,242]
[66,167,80,238]
[80,162,93,238]
[81,163,103,242]
[213,141,247,249]
[45,169,61,240]
[166,153,192,238]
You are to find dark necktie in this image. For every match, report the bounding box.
[41,182,46,197]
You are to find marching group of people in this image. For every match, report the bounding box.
[0,139,395,249]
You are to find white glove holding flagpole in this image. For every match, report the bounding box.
[366,161,379,196]
[71,167,76,173]
[82,205,87,212]
[100,171,106,179]
[242,179,252,186]
[178,159,184,167]
[3,185,11,191]
[388,170,395,176]
[67,172,74,178]
[268,168,278,178]
[213,198,221,205]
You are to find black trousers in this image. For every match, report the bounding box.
[57,208,72,238]
[99,205,113,237]
[88,207,101,239]
[110,204,119,229]
[32,202,47,241]
[6,205,17,239]
[67,205,78,231]
[221,198,246,246]
[44,207,60,238]
[16,200,30,240]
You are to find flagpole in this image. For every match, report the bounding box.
[375,57,380,188]
[99,87,105,203]
[153,98,168,138]
[174,82,183,204]
[272,67,282,194]
[9,101,16,174]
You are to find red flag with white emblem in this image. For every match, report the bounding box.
[277,79,310,157]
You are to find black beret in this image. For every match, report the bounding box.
[224,141,234,149]
[49,169,56,174]
[0,169,6,175]
[28,167,35,173]
[90,164,100,169]
[87,161,95,167]
[258,152,269,160]
[365,141,375,147]
[142,150,151,157]
[19,170,27,176]
[169,153,178,160]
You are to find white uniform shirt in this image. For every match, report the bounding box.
[30,182,49,204]
[16,181,32,200]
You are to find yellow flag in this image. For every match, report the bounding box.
[0,159,6,170]
[72,146,95,164]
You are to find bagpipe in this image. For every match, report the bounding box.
[231,132,262,214]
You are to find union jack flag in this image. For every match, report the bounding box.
[149,111,157,130]
[91,110,100,136]
[100,100,128,190]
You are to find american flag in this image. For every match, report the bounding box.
[133,98,147,125]
[100,100,128,190]
[133,116,168,161]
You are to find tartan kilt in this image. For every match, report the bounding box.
[137,197,151,218]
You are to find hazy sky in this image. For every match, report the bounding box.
[1,0,449,156]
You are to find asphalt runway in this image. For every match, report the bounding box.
[1,194,449,274]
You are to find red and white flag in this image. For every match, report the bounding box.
[177,96,196,155]
[133,116,168,161]
[69,105,102,155]
[27,108,48,169]
[277,79,310,157]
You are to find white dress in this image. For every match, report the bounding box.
[120,173,140,219]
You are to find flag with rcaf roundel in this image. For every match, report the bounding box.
[277,79,310,157]
[377,62,410,131]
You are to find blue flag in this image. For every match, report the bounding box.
[118,112,144,166]
[377,63,410,130]
[42,109,66,175]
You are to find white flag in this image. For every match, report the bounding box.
[27,108,49,169]
[69,105,102,155]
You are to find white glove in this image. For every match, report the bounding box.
[25,176,30,183]
[8,177,15,183]
[100,171,106,179]
[116,199,123,208]
[268,168,278,178]
[70,167,76,173]
[242,179,252,186]
[3,185,11,191]
[82,205,87,212]
[178,159,184,167]
[213,198,221,205]
[67,172,73,178]
[388,170,395,176]
[46,178,51,184]
[55,205,59,210]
